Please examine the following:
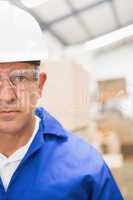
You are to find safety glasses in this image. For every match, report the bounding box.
[0,68,40,89]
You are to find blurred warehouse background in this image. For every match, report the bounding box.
[9,0,133,199]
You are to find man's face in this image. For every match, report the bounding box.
[0,62,46,134]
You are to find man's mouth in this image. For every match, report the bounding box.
[0,110,20,117]
[0,110,20,113]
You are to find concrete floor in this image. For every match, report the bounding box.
[112,160,133,200]
[122,160,133,200]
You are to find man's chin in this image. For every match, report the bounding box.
[0,120,22,133]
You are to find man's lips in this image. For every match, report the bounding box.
[0,110,20,113]
[0,110,20,116]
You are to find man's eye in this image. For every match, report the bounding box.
[15,75,26,81]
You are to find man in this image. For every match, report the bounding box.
[0,1,124,200]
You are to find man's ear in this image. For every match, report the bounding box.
[39,72,47,95]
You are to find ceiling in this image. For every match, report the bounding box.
[12,0,133,47]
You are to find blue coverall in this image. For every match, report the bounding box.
[0,107,124,199]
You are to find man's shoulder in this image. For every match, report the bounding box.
[63,130,104,170]
[34,107,123,200]
[36,107,105,173]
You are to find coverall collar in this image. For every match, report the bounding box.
[35,107,68,139]
[21,107,68,165]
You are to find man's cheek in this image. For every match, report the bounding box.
[16,88,40,112]
[17,92,31,112]
[28,91,40,111]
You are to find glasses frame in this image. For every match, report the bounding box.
[0,68,40,90]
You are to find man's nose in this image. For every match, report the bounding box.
[0,79,17,104]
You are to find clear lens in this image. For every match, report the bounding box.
[0,69,39,88]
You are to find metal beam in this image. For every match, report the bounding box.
[65,0,93,39]
[43,0,112,29]
[10,0,118,46]
[111,0,122,29]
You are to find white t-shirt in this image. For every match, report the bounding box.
[0,115,40,191]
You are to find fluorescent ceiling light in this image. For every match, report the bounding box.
[21,0,48,8]
[84,24,133,50]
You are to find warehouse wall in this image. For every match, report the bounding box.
[39,59,89,132]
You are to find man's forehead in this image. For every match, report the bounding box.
[0,62,35,72]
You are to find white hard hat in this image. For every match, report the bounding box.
[0,1,48,63]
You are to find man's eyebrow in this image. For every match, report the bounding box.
[0,68,31,75]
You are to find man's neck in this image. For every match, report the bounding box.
[0,117,36,158]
